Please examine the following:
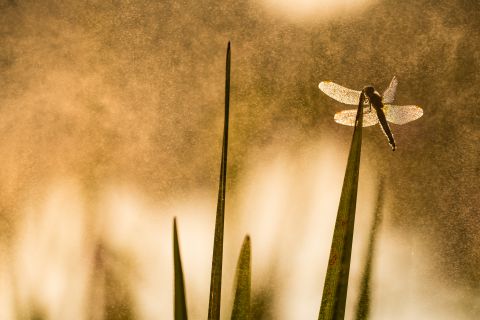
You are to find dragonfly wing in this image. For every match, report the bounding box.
[334,108,379,127]
[382,76,398,104]
[319,81,365,105]
[384,105,423,125]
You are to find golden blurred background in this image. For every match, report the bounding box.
[0,0,478,318]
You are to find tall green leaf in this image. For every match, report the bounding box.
[319,91,365,320]
[231,235,251,320]
[354,179,385,320]
[208,42,231,320]
[174,218,188,320]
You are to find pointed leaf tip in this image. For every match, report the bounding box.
[174,218,188,320]
[231,235,252,320]
[208,42,231,320]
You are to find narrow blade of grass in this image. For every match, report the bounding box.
[208,41,231,320]
[354,178,385,320]
[319,92,365,320]
[231,235,251,320]
[174,218,188,320]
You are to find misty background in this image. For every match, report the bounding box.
[0,0,478,319]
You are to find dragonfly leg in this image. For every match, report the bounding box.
[362,100,372,114]
[364,103,372,114]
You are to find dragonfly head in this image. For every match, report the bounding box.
[362,86,375,104]
[363,86,375,97]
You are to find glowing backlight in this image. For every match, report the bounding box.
[261,0,373,20]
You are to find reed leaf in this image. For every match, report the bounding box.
[231,235,251,320]
[319,91,365,320]
[208,42,231,320]
[174,218,188,320]
[354,178,385,320]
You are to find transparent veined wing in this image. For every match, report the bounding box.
[384,105,423,125]
[319,81,368,105]
[382,76,398,104]
[334,108,379,127]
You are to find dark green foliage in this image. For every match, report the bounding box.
[208,42,231,320]
[231,236,251,320]
[354,179,385,320]
[174,218,188,320]
[319,92,365,320]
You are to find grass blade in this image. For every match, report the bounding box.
[174,218,188,320]
[208,41,231,320]
[319,91,365,320]
[231,235,251,320]
[354,179,385,320]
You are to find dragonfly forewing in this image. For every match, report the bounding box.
[319,81,368,105]
[382,76,398,104]
[383,105,423,125]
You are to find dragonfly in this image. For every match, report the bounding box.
[318,76,423,151]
